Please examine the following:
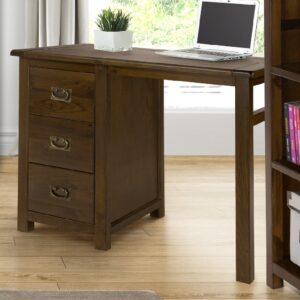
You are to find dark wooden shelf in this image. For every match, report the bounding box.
[272,64,300,83]
[282,19,300,30]
[273,259,300,290]
[272,160,300,181]
[266,0,300,291]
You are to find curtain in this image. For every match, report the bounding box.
[25,0,89,48]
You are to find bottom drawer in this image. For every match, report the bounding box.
[28,164,94,224]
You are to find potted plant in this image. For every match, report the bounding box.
[94,8,133,52]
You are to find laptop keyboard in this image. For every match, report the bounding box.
[181,49,237,57]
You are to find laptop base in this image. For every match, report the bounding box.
[156,50,250,62]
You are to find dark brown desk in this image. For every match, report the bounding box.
[12,44,264,284]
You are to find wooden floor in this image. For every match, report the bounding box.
[0,156,299,299]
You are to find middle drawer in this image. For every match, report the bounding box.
[29,115,94,173]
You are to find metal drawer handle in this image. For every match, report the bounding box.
[50,87,72,102]
[49,185,71,201]
[49,136,71,152]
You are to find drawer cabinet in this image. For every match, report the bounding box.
[11,51,165,250]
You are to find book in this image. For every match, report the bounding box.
[284,103,291,161]
[288,103,297,164]
[297,105,300,164]
[294,105,299,163]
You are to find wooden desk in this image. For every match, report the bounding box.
[11,44,264,284]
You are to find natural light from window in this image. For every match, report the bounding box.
[89,0,265,113]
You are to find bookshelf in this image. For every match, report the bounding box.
[265,0,300,289]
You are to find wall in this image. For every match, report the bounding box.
[164,82,265,155]
[165,113,265,155]
[0,0,25,155]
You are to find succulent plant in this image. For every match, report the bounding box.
[96,8,131,32]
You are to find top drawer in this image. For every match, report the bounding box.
[29,68,95,122]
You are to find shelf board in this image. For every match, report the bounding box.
[272,160,300,181]
[273,259,300,290]
[272,64,300,83]
[282,19,300,30]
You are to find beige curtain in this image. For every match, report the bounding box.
[25,0,89,48]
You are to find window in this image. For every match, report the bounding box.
[90,0,264,112]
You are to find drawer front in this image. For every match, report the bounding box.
[28,164,94,224]
[29,67,95,122]
[29,115,94,173]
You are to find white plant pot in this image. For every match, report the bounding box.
[94,30,133,52]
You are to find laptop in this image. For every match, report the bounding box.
[157,0,259,61]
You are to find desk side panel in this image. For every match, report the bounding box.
[107,74,160,222]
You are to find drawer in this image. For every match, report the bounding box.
[28,164,94,224]
[29,67,95,122]
[29,115,94,173]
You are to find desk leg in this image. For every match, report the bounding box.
[18,58,35,233]
[94,65,111,250]
[235,76,254,283]
[151,79,165,218]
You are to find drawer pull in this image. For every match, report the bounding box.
[50,87,72,102]
[49,136,71,152]
[49,185,71,201]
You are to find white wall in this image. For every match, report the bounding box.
[165,113,265,155]
[0,0,25,155]
[164,82,265,155]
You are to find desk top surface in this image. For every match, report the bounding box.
[12,44,264,77]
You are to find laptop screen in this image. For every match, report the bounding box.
[197,2,256,48]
